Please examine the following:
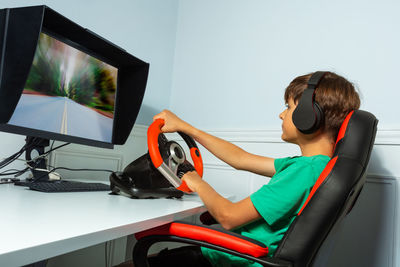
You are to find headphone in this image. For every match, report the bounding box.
[292,71,327,134]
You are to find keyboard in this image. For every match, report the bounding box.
[27,180,110,193]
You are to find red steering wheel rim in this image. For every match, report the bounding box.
[147,119,203,192]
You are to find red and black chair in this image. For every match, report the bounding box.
[132,110,378,267]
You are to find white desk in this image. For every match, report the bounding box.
[0,183,208,267]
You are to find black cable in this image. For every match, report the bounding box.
[1,140,114,183]
[43,142,70,157]
[14,167,31,177]
[0,141,70,178]
[0,148,25,169]
[0,137,46,170]
[49,140,55,152]
[0,168,29,176]
[31,166,114,183]
[50,167,114,173]
[25,142,70,164]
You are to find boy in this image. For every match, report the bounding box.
[148,71,361,267]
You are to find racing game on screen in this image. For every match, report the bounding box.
[8,32,118,143]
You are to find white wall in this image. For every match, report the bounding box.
[171,0,400,131]
[168,1,400,266]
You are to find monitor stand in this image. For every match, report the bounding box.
[14,136,51,185]
[13,137,111,192]
[25,136,51,181]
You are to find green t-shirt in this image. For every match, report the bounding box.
[201,155,330,267]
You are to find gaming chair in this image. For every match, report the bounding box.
[132,109,378,267]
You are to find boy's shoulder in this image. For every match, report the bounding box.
[275,155,330,174]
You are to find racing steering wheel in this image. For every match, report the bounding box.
[147,119,203,193]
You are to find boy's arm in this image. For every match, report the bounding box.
[183,171,261,230]
[154,110,276,177]
[189,127,276,177]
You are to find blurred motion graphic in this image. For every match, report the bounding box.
[8,33,118,143]
[25,33,117,118]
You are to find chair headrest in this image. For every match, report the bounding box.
[333,110,378,167]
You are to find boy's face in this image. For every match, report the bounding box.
[279,98,299,144]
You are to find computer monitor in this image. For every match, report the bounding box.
[0,5,149,182]
[9,31,118,144]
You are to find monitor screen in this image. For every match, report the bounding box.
[7,32,118,144]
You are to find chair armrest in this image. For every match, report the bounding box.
[133,222,293,267]
[135,221,268,257]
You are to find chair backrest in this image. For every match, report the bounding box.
[273,110,378,267]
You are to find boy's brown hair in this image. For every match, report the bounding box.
[284,71,361,141]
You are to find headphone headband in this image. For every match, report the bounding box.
[307,71,326,90]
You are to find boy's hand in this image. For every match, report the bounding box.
[181,171,204,192]
[153,109,189,133]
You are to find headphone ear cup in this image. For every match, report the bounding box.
[292,105,303,131]
[292,71,327,134]
[312,102,324,132]
[292,96,324,134]
[292,89,318,134]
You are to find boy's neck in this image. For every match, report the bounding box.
[298,134,334,158]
